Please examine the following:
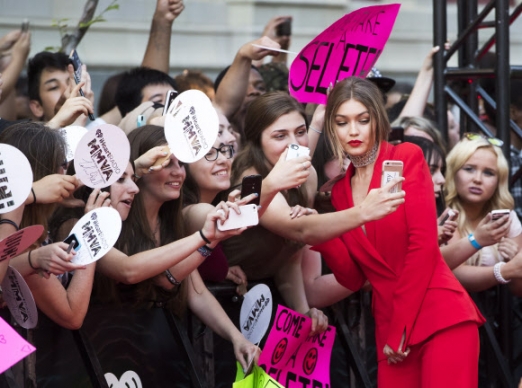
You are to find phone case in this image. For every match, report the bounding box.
[286,144,310,160]
[64,233,81,252]
[381,160,403,193]
[162,90,179,116]
[491,209,510,220]
[68,50,82,84]
[217,204,259,231]
[241,174,262,206]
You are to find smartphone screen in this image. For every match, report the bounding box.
[64,233,81,252]
[381,160,403,193]
[241,174,262,206]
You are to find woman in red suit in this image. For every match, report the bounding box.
[312,77,485,387]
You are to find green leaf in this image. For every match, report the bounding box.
[106,4,119,11]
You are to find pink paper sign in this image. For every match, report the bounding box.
[289,4,401,105]
[0,316,36,374]
[258,305,336,387]
[0,225,44,263]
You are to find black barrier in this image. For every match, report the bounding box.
[8,280,522,387]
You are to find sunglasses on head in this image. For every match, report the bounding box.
[463,132,504,147]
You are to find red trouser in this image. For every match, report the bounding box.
[378,321,480,388]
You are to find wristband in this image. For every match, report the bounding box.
[31,188,37,204]
[309,126,323,135]
[468,233,483,250]
[0,219,19,231]
[199,229,211,245]
[493,262,511,284]
[28,250,38,270]
[164,269,181,286]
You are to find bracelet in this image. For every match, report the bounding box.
[493,262,511,284]
[197,245,213,258]
[31,188,37,204]
[164,269,181,286]
[199,229,211,245]
[309,126,323,135]
[0,219,19,231]
[467,233,483,250]
[28,250,38,270]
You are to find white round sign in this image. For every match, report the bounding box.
[0,143,33,214]
[1,266,38,329]
[240,284,273,344]
[164,89,219,163]
[67,207,122,265]
[73,124,130,188]
[60,125,88,162]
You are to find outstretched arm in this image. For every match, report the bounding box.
[215,36,279,118]
[141,0,184,73]
[398,46,444,119]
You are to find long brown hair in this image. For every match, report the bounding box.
[324,77,391,165]
[231,92,309,207]
[0,122,66,244]
[119,125,188,315]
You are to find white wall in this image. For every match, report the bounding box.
[1,0,521,97]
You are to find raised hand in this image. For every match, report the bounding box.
[359,177,406,223]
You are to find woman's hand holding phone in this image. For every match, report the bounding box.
[85,188,111,213]
[266,148,311,192]
[474,212,511,248]
[437,208,458,246]
[360,177,405,223]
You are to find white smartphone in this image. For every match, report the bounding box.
[381,160,403,193]
[217,204,259,231]
[286,143,310,160]
[491,209,510,220]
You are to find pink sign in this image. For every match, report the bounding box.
[0,316,36,374]
[0,225,44,263]
[258,305,336,387]
[289,4,401,104]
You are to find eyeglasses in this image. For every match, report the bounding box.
[463,132,504,147]
[204,145,234,161]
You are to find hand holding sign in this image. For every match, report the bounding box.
[66,207,122,265]
[289,4,400,104]
[32,174,83,206]
[164,90,219,163]
[0,144,33,214]
[240,36,282,61]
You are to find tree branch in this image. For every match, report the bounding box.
[61,0,99,54]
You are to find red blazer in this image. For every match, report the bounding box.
[312,142,484,360]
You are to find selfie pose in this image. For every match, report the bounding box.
[444,136,522,293]
[312,77,484,387]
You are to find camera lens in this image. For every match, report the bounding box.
[291,144,298,150]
